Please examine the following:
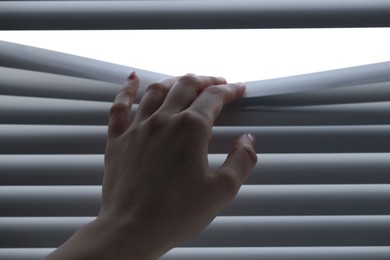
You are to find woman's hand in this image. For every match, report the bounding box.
[47,72,257,260]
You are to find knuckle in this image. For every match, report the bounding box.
[177,111,209,130]
[205,85,224,96]
[146,82,166,93]
[233,144,258,165]
[122,86,137,97]
[178,74,201,86]
[241,144,258,165]
[146,113,168,130]
[109,103,129,116]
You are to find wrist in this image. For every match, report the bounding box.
[46,217,158,260]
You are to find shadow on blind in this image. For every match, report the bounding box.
[0,40,389,259]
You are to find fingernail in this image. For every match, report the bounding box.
[236,82,245,87]
[128,71,136,80]
[247,133,255,145]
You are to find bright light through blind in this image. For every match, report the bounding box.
[1,28,390,82]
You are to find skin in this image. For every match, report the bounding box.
[46,72,257,260]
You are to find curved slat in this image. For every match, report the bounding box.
[0,67,120,102]
[0,41,168,101]
[241,80,390,107]
[1,154,390,185]
[4,94,390,126]
[1,247,390,260]
[1,0,390,30]
[238,61,390,106]
[0,185,389,216]
[2,41,390,107]
[0,216,389,247]
[1,125,390,154]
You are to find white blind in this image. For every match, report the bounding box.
[0,37,390,260]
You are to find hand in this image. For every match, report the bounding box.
[47,72,257,260]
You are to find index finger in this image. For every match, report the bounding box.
[187,82,245,126]
[107,71,140,139]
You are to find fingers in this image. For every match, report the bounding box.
[213,134,258,200]
[133,74,244,127]
[188,82,245,126]
[107,71,140,139]
[159,74,227,113]
[132,77,177,124]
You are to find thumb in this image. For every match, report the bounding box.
[213,134,258,200]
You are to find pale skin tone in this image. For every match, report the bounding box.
[46,72,257,260]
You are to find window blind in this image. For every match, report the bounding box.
[0,0,390,257]
[0,39,389,260]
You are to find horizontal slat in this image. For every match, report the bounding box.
[0,186,100,217]
[4,94,390,125]
[2,247,390,260]
[219,102,390,126]
[1,216,389,247]
[185,215,390,247]
[210,125,390,153]
[0,67,120,102]
[0,248,51,260]
[222,184,390,216]
[1,185,389,216]
[1,125,390,154]
[162,247,390,260]
[0,95,111,125]
[1,153,389,186]
[0,125,106,154]
[1,0,390,30]
[0,155,104,185]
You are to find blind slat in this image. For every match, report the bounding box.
[4,94,390,126]
[1,216,389,247]
[241,81,390,106]
[2,125,389,154]
[0,185,389,216]
[162,247,390,260]
[0,95,111,125]
[1,153,389,185]
[0,67,120,102]
[1,0,390,30]
[2,247,390,260]
[0,41,168,100]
